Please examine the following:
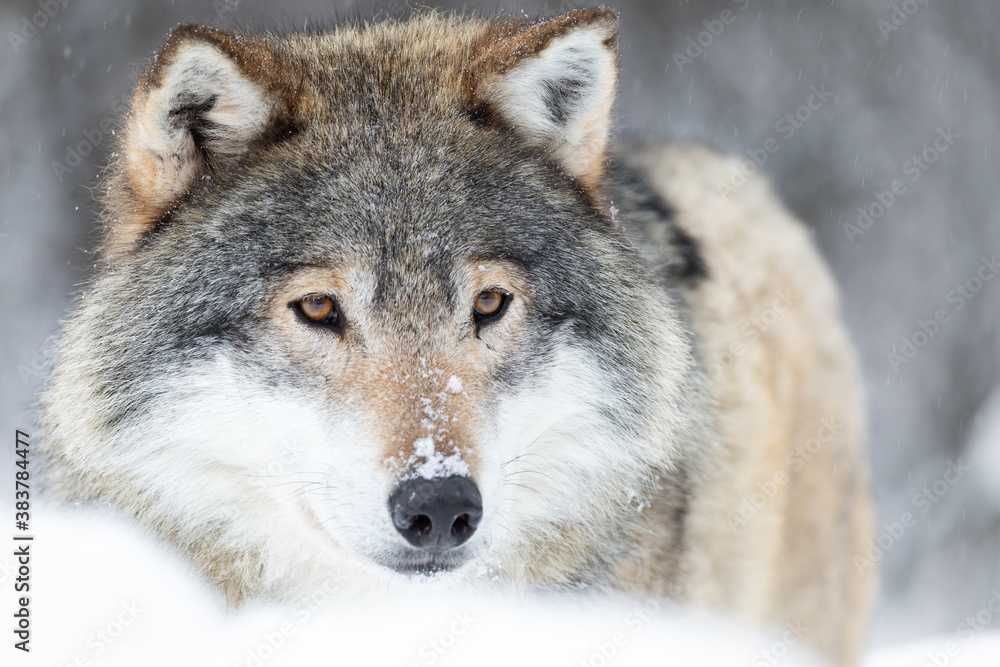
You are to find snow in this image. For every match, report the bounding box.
[23,504,823,667]
[864,636,1000,667]
[16,503,1000,667]
[411,436,471,480]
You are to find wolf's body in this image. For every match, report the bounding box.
[38,10,872,666]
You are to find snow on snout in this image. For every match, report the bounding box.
[411,436,471,479]
[405,373,471,479]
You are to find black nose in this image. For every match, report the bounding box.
[389,476,483,551]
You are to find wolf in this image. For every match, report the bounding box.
[38,8,873,666]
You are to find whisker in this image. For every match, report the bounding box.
[500,451,547,468]
[504,468,558,484]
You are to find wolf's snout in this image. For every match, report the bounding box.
[389,476,482,552]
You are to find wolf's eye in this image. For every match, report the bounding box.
[473,290,508,324]
[294,295,341,331]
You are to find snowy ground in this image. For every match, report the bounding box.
[10,504,997,667]
[24,505,821,667]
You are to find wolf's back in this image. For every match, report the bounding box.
[617,140,874,666]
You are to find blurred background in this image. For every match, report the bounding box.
[1,0,998,651]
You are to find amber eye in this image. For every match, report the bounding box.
[473,290,508,323]
[294,295,341,331]
[300,295,335,320]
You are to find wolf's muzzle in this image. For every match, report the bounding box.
[389,476,482,552]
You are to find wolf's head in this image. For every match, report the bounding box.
[40,10,704,600]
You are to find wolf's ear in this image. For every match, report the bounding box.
[465,9,618,195]
[110,25,283,257]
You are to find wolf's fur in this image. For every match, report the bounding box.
[38,9,873,666]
